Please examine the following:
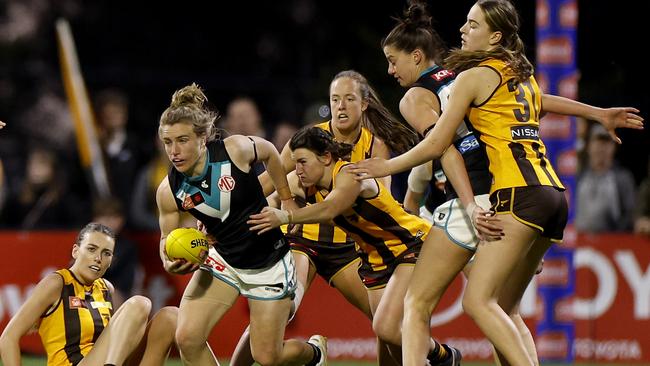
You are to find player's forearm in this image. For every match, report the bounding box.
[388,134,446,175]
[0,336,22,366]
[542,94,602,120]
[440,147,475,208]
[290,201,338,224]
[158,238,167,262]
[257,171,276,197]
[265,152,292,200]
[403,190,423,215]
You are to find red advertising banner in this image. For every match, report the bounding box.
[1,232,648,362]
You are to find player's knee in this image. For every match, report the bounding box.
[175,326,205,356]
[461,290,486,320]
[123,295,152,322]
[372,316,400,345]
[251,347,282,366]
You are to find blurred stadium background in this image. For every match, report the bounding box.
[0,0,649,364]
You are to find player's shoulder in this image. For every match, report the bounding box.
[156,176,177,211]
[32,271,65,300]
[102,278,115,294]
[41,271,65,287]
[156,176,171,196]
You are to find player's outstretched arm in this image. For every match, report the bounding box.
[0,274,62,366]
[541,94,643,144]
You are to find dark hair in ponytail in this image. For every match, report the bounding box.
[76,222,115,246]
[381,0,448,65]
[290,126,353,161]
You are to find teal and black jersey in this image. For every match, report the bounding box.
[412,65,491,200]
[168,139,287,269]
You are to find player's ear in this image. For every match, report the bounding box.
[71,244,80,260]
[412,48,423,65]
[318,152,333,166]
[489,30,502,46]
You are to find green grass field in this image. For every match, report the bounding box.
[4,357,636,366]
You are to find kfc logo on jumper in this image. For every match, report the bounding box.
[431,69,454,81]
[218,176,235,192]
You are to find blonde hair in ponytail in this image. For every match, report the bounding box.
[159,83,221,141]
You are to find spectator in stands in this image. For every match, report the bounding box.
[1,144,86,229]
[576,123,637,232]
[95,88,142,213]
[271,120,299,152]
[130,138,169,231]
[222,96,266,137]
[19,81,74,153]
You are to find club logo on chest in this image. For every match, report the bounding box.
[218,175,236,192]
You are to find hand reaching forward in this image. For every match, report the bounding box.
[598,107,644,144]
[348,157,390,181]
[248,206,290,234]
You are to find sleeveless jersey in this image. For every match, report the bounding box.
[424,160,447,212]
[286,121,374,245]
[38,269,112,366]
[168,139,287,269]
[467,59,564,192]
[412,65,491,200]
[306,160,431,270]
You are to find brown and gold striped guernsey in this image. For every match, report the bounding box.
[38,269,112,366]
[467,59,564,193]
[306,160,431,270]
[286,121,375,245]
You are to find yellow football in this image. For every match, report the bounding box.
[165,228,210,264]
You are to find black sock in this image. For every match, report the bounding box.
[305,343,321,366]
[427,342,448,363]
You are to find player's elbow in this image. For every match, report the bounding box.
[432,144,450,160]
